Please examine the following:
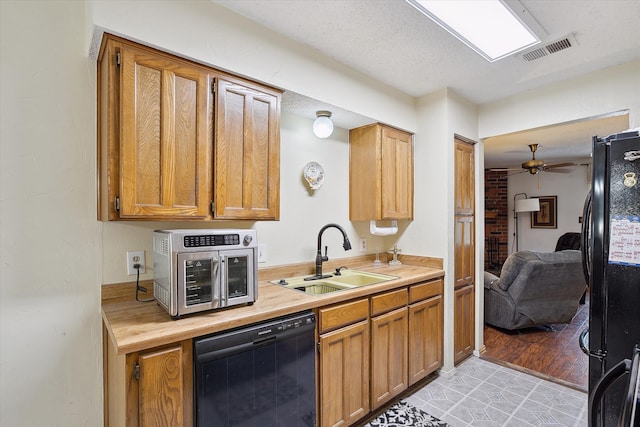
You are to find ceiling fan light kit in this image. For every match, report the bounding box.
[522,143,544,174]
[518,143,576,175]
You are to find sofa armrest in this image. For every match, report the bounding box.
[484,271,500,290]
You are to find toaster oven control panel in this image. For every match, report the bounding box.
[184,234,240,248]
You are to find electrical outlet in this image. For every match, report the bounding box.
[127,250,146,275]
[258,244,267,263]
[359,238,367,252]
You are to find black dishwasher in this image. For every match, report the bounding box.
[194,311,316,427]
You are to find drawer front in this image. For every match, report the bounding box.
[409,278,443,304]
[371,289,408,317]
[319,298,369,333]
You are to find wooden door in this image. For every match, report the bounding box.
[381,126,413,220]
[454,284,475,363]
[319,320,370,427]
[214,77,280,219]
[408,295,443,385]
[134,341,192,427]
[119,43,212,219]
[370,307,408,409]
[453,137,475,364]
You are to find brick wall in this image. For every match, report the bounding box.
[484,170,509,270]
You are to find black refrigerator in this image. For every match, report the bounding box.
[580,130,640,426]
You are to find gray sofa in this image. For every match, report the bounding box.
[484,250,587,330]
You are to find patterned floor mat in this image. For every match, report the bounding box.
[365,400,450,427]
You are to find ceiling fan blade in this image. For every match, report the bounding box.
[488,167,521,171]
[545,168,571,173]
[545,162,576,169]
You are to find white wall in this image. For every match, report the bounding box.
[480,60,640,255]
[2,1,639,425]
[0,1,103,426]
[404,88,480,373]
[89,0,422,285]
[507,167,591,253]
[479,60,640,138]
[101,112,392,284]
[91,0,417,133]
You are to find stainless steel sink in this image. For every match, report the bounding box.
[271,269,398,295]
[329,270,397,286]
[284,282,351,295]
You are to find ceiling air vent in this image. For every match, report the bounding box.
[522,34,577,62]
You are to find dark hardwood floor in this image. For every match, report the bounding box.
[482,296,589,392]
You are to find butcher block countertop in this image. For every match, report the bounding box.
[102,254,444,355]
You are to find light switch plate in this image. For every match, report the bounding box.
[258,244,267,263]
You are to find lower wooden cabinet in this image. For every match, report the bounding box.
[319,319,370,427]
[136,344,192,427]
[102,275,444,427]
[104,332,192,427]
[408,294,443,384]
[317,279,443,426]
[370,306,408,409]
[318,298,370,427]
[370,288,409,410]
[454,283,475,364]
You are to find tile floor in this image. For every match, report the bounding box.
[404,356,588,426]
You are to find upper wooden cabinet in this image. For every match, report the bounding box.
[213,78,280,219]
[97,35,281,221]
[349,123,414,221]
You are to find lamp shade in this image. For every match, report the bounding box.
[515,198,540,213]
[313,111,333,138]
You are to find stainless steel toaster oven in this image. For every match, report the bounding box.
[153,229,258,319]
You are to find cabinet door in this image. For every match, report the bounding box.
[319,320,370,427]
[454,284,475,364]
[214,78,280,219]
[133,341,193,427]
[349,123,413,221]
[454,138,475,364]
[119,43,212,219]
[381,126,413,220]
[370,307,408,410]
[408,295,443,385]
[454,215,475,288]
[454,140,475,214]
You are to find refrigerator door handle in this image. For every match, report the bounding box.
[581,190,592,286]
[589,358,631,427]
[620,346,640,427]
[580,329,590,355]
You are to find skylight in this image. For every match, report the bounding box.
[406,0,541,62]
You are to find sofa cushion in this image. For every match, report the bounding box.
[495,251,539,291]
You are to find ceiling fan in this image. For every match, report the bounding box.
[521,144,576,174]
[490,144,576,175]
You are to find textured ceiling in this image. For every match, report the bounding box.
[213,0,640,168]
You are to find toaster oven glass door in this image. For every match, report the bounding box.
[219,248,256,306]
[177,252,221,314]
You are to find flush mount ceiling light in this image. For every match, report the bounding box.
[313,111,334,138]
[405,0,542,62]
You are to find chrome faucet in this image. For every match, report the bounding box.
[305,223,352,281]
